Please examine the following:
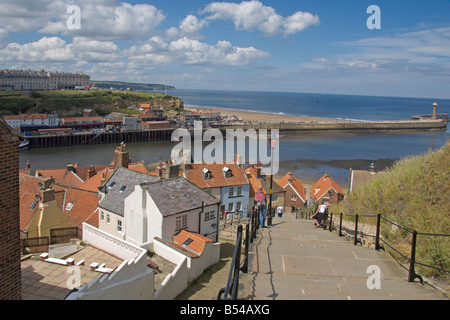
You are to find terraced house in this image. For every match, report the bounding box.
[0,69,89,90]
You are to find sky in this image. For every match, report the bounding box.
[1,0,450,98]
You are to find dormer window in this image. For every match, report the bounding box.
[202,168,212,180]
[223,167,232,178]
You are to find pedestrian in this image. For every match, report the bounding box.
[277,205,284,218]
[254,186,267,228]
[313,203,327,227]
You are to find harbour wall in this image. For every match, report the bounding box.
[215,119,448,133]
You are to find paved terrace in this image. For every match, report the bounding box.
[239,212,448,300]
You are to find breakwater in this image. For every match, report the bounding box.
[215,119,447,133]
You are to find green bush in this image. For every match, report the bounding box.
[332,144,450,277]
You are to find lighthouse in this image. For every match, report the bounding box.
[432,102,437,120]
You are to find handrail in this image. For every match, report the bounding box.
[328,212,450,283]
[217,217,254,300]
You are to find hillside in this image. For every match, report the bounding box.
[0,89,184,117]
[332,143,449,277]
[91,80,176,91]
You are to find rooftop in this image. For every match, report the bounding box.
[184,162,249,189]
[99,167,159,217]
[141,177,220,217]
[21,245,123,300]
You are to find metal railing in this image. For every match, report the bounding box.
[217,207,258,300]
[331,212,450,283]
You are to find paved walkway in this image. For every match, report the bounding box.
[239,213,448,300]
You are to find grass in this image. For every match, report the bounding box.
[331,143,449,277]
[0,89,175,116]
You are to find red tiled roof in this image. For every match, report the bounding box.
[184,163,248,189]
[19,173,100,230]
[19,174,44,231]
[53,185,100,229]
[278,172,306,202]
[311,174,344,202]
[35,168,85,188]
[172,230,212,257]
[245,166,284,197]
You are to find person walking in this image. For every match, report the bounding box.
[277,205,284,218]
[254,187,267,228]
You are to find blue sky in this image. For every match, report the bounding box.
[1,0,449,98]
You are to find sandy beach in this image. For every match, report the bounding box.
[185,106,344,123]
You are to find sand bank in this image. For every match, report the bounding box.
[185,106,344,123]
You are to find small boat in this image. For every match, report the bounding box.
[19,139,29,151]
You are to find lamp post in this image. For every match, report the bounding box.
[268,139,278,226]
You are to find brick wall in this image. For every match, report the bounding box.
[0,121,21,300]
[284,186,306,213]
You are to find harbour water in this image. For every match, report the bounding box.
[20,89,450,187]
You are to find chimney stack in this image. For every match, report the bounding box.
[288,171,293,182]
[114,142,130,169]
[88,165,96,179]
[26,160,31,175]
[40,178,56,204]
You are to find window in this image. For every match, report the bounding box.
[65,202,74,211]
[106,214,110,224]
[291,195,297,201]
[117,220,122,232]
[272,194,278,202]
[119,185,127,193]
[229,187,234,197]
[202,168,212,180]
[223,167,232,178]
[100,211,104,221]
[176,214,188,230]
[228,202,234,212]
[205,211,216,221]
[30,200,38,209]
[236,201,242,211]
[237,186,243,196]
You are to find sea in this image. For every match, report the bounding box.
[20,89,450,187]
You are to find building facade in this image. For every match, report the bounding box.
[0,69,90,91]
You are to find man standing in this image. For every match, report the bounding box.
[254,186,267,228]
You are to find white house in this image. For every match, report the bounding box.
[124,177,220,250]
[98,167,159,239]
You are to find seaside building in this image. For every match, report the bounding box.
[183,158,251,218]
[277,171,307,213]
[348,163,384,194]
[3,113,60,132]
[245,164,286,215]
[311,173,344,205]
[0,69,90,91]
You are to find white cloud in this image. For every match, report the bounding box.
[0,0,165,41]
[202,0,319,36]
[0,37,74,62]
